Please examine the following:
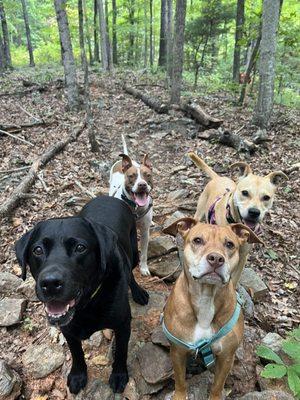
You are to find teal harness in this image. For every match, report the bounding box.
[162,293,243,368]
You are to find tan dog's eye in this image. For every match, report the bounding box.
[262,195,270,201]
[241,190,249,197]
[225,241,235,250]
[33,246,43,256]
[193,237,204,245]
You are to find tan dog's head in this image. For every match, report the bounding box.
[164,218,263,286]
[231,162,288,231]
[120,153,153,207]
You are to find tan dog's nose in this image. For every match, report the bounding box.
[206,252,225,269]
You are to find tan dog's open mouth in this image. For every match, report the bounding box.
[243,219,262,235]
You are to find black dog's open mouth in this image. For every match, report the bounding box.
[44,296,79,326]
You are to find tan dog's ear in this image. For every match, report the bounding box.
[142,154,152,170]
[266,171,289,186]
[163,217,197,238]
[119,153,132,172]
[230,162,252,177]
[230,223,264,245]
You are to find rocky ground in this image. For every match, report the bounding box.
[0,68,299,400]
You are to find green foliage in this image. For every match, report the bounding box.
[257,326,300,399]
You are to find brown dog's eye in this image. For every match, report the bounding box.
[225,241,235,250]
[193,237,203,245]
[75,244,86,253]
[263,195,270,201]
[241,190,249,197]
[33,246,43,256]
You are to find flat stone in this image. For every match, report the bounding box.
[123,377,139,400]
[149,252,182,282]
[167,189,189,202]
[130,358,164,396]
[148,236,177,259]
[0,360,22,400]
[85,331,103,349]
[151,325,170,348]
[238,390,294,400]
[0,298,27,327]
[261,333,283,353]
[240,268,268,301]
[187,371,213,400]
[237,284,254,317]
[22,343,65,378]
[16,278,38,301]
[130,290,167,318]
[138,342,173,384]
[163,211,187,231]
[0,272,22,295]
[74,379,114,400]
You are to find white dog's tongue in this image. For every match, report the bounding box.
[134,193,148,207]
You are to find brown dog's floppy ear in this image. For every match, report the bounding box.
[119,153,132,172]
[266,171,289,186]
[15,228,35,280]
[230,223,264,245]
[163,217,197,238]
[142,154,152,170]
[230,162,252,178]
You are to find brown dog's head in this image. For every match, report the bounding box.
[120,153,153,207]
[164,218,263,286]
[231,162,288,231]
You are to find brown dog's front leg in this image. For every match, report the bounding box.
[170,345,188,400]
[209,353,235,400]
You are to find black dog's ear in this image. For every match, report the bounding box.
[15,228,35,281]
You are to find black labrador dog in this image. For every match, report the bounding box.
[15,196,149,394]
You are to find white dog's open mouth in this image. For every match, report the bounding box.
[44,299,76,326]
[244,219,262,235]
[133,192,149,207]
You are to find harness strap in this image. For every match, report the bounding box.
[121,191,153,221]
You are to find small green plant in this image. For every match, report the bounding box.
[256,327,300,399]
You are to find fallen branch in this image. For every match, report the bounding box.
[123,85,169,114]
[0,120,50,134]
[0,128,34,146]
[74,180,96,198]
[283,162,300,175]
[0,166,31,174]
[182,101,223,128]
[16,103,42,123]
[0,120,87,218]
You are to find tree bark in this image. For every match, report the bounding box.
[232,0,245,82]
[149,0,153,67]
[0,0,12,68]
[83,0,93,65]
[112,0,117,64]
[93,0,100,62]
[0,30,4,70]
[97,0,109,70]
[128,0,135,64]
[104,0,112,69]
[170,0,187,104]
[158,0,167,67]
[54,0,79,110]
[124,85,169,114]
[252,0,281,128]
[143,0,148,67]
[166,0,173,79]
[78,0,85,68]
[21,0,35,67]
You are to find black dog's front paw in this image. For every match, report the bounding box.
[67,370,88,394]
[109,370,129,393]
[132,286,149,305]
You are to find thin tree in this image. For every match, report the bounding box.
[166,0,173,79]
[54,0,79,110]
[104,0,112,69]
[158,0,167,67]
[83,0,93,64]
[252,0,281,128]
[0,30,5,70]
[21,0,35,67]
[78,0,85,68]
[232,0,244,82]
[97,0,109,70]
[112,0,117,64]
[0,0,12,68]
[149,0,153,67]
[93,0,100,62]
[170,0,187,104]
[143,0,148,67]
[128,0,135,63]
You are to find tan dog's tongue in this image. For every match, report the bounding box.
[134,193,148,207]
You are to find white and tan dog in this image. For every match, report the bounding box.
[109,135,153,276]
[188,152,288,286]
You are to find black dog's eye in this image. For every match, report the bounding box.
[241,190,249,197]
[33,246,43,256]
[193,237,204,245]
[225,241,235,250]
[75,244,86,253]
[263,195,270,201]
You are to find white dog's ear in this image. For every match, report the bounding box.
[142,154,152,170]
[119,153,132,172]
[266,171,289,186]
[230,162,252,178]
[163,217,197,238]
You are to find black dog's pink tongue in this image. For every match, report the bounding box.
[46,299,75,315]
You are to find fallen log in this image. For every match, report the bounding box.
[0,121,49,134]
[123,85,169,114]
[0,119,87,218]
[198,128,257,155]
[182,101,223,128]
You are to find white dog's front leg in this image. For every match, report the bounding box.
[138,211,152,276]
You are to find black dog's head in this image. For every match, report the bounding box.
[15,217,117,327]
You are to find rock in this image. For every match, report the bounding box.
[261,333,283,353]
[130,290,167,318]
[74,379,114,400]
[0,360,22,400]
[237,284,254,317]
[238,390,294,400]
[240,268,268,301]
[130,358,165,396]
[167,189,189,202]
[163,211,187,231]
[17,277,37,301]
[151,325,170,348]
[0,298,27,327]
[85,331,103,349]
[149,252,181,282]
[148,236,176,259]
[0,272,22,295]
[187,371,213,400]
[123,377,139,400]
[22,343,65,378]
[138,342,173,384]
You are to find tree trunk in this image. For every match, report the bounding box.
[252,0,281,128]
[170,0,187,104]
[166,0,173,79]
[0,30,5,70]
[104,0,112,69]
[21,0,35,67]
[0,0,12,68]
[97,0,109,70]
[128,0,135,64]
[149,0,153,67]
[143,0,148,67]
[93,0,100,62]
[112,0,117,64]
[158,0,167,67]
[78,0,85,68]
[232,0,245,82]
[54,0,79,110]
[83,0,93,65]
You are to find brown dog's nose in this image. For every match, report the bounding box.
[206,252,225,269]
[138,182,147,190]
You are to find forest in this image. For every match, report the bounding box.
[0,0,299,400]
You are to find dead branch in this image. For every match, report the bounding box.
[0,120,87,218]
[74,180,96,198]
[0,128,34,146]
[123,85,169,114]
[182,101,223,128]
[283,162,300,175]
[0,166,31,174]
[16,104,42,123]
[0,120,50,134]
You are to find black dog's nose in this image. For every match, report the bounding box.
[206,252,225,269]
[248,207,261,219]
[40,272,64,296]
